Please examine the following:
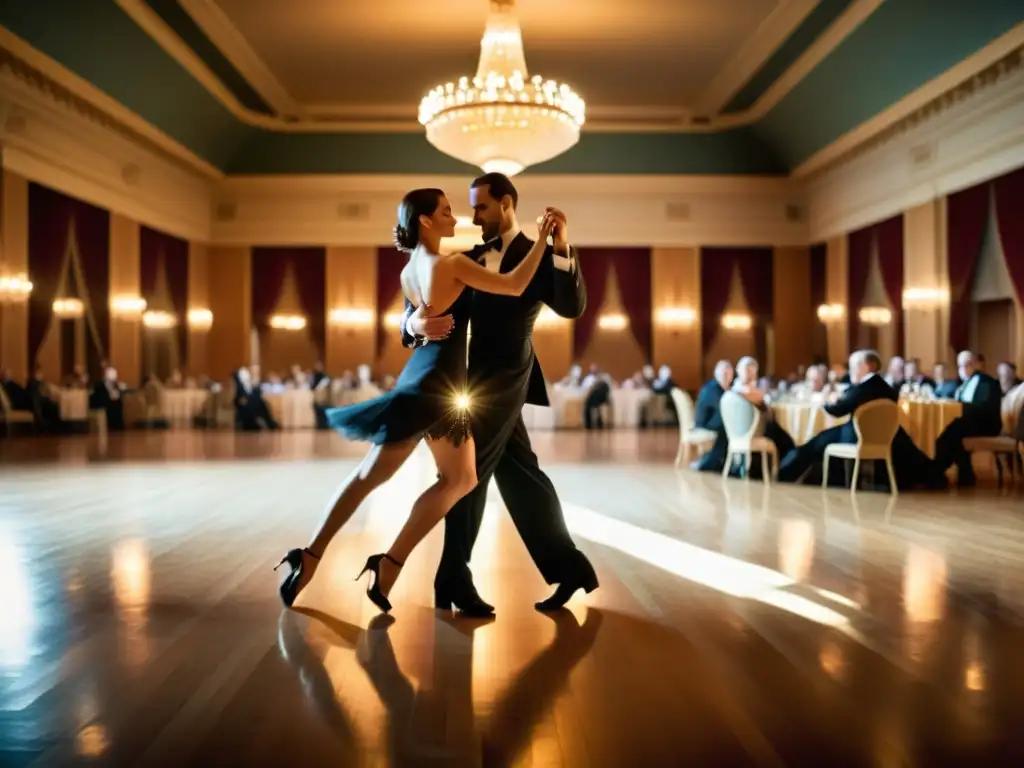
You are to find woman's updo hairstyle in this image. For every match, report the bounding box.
[393,187,445,253]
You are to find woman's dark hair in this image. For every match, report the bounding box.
[393,188,445,252]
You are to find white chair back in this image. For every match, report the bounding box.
[669,388,695,430]
[851,399,899,449]
[0,387,12,414]
[720,391,761,441]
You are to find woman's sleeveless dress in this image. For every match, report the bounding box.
[326,288,473,446]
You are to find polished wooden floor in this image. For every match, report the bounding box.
[1,429,1023,766]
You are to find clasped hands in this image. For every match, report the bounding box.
[407,207,569,341]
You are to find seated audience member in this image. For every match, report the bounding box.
[640,364,656,388]
[310,361,331,430]
[1,367,32,412]
[931,362,959,399]
[903,357,935,391]
[641,364,677,427]
[997,361,1021,395]
[232,366,280,431]
[90,365,126,430]
[777,349,943,490]
[559,363,583,388]
[581,364,613,429]
[728,356,796,475]
[27,365,64,432]
[693,359,734,473]
[933,350,1003,486]
[884,356,905,391]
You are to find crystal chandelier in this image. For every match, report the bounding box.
[418,0,585,176]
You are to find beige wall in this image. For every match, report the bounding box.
[825,236,849,366]
[325,246,376,375]
[108,214,141,386]
[207,246,252,381]
[1,170,29,380]
[187,242,209,376]
[903,199,949,368]
[651,247,701,391]
[773,246,813,378]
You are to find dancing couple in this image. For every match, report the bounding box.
[276,173,599,617]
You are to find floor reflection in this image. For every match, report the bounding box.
[279,607,602,766]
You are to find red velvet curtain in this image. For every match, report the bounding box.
[27,184,74,372]
[251,247,326,355]
[846,226,874,349]
[946,182,989,353]
[700,248,737,355]
[376,247,407,353]
[875,215,904,356]
[140,226,190,365]
[27,183,109,379]
[611,248,652,360]
[572,249,612,358]
[737,247,774,365]
[250,247,289,329]
[993,166,1024,306]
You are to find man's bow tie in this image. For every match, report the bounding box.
[482,238,502,252]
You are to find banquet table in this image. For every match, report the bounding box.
[521,385,653,430]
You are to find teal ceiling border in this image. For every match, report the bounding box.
[723,0,857,114]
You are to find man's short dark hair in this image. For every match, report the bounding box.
[863,351,882,371]
[471,172,518,209]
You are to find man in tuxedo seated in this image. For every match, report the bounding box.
[89,366,126,430]
[728,356,796,478]
[933,350,1003,486]
[581,364,613,429]
[884,356,906,391]
[232,366,279,431]
[777,350,942,489]
[903,357,935,390]
[693,359,734,473]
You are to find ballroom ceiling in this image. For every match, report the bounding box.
[0,0,1021,175]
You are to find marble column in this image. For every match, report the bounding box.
[1,168,29,379]
[903,198,949,368]
[651,247,701,390]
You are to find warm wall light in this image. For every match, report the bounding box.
[142,310,177,329]
[902,287,949,308]
[187,308,213,330]
[383,312,404,329]
[110,295,147,318]
[534,306,569,328]
[597,313,628,331]
[721,312,752,331]
[816,303,845,323]
[655,306,696,328]
[329,307,374,327]
[0,272,33,302]
[53,298,84,319]
[858,306,892,326]
[269,314,307,331]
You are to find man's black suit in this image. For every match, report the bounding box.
[933,371,1004,481]
[777,375,939,489]
[401,232,594,600]
[692,379,727,472]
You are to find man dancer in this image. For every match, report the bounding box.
[401,172,598,616]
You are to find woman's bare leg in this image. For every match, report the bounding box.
[289,439,419,595]
[376,437,478,597]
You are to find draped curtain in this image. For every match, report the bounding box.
[609,248,652,360]
[875,215,905,356]
[251,247,326,356]
[992,166,1024,306]
[700,247,772,356]
[376,247,407,353]
[737,248,774,364]
[846,226,874,349]
[699,248,736,355]
[27,183,109,378]
[140,226,190,365]
[946,182,989,353]
[572,249,611,358]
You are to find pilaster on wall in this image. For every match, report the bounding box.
[187,242,209,376]
[772,246,813,377]
[826,236,849,365]
[206,246,250,381]
[325,246,376,375]
[108,213,141,386]
[903,198,949,368]
[651,247,701,391]
[1,168,29,379]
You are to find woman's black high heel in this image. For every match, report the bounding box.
[275,547,320,607]
[356,553,404,613]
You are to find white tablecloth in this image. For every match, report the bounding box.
[264,390,316,429]
[56,388,88,421]
[160,388,210,426]
[522,386,653,430]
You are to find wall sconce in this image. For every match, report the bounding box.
[269,313,307,331]
[110,295,147,318]
[53,298,84,319]
[0,272,33,302]
[816,303,845,323]
[858,306,891,326]
[187,308,213,331]
[534,306,569,328]
[383,312,404,329]
[902,287,949,309]
[655,306,696,328]
[329,307,374,327]
[142,310,177,329]
[721,312,752,331]
[597,313,628,331]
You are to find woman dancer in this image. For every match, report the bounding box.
[276,188,555,613]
